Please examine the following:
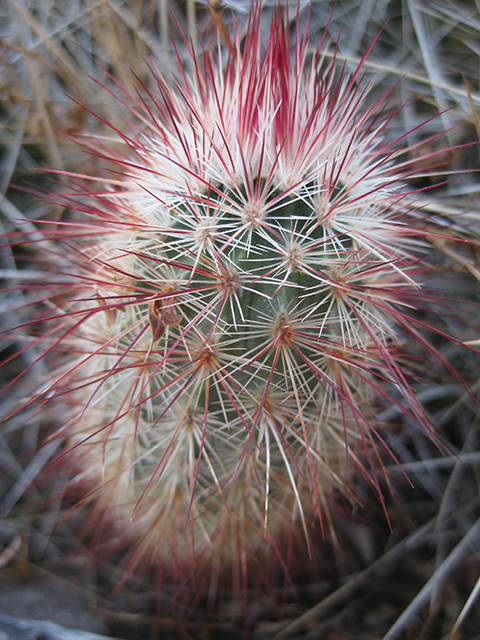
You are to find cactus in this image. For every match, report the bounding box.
[8,4,467,601]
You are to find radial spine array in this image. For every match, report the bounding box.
[29,7,443,585]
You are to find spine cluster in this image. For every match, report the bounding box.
[16,7,460,592]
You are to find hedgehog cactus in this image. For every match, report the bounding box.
[12,6,458,596]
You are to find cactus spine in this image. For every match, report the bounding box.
[21,6,453,593]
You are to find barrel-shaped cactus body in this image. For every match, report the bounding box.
[27,7,448,592]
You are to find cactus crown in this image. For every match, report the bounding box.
[23,6,443,589]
